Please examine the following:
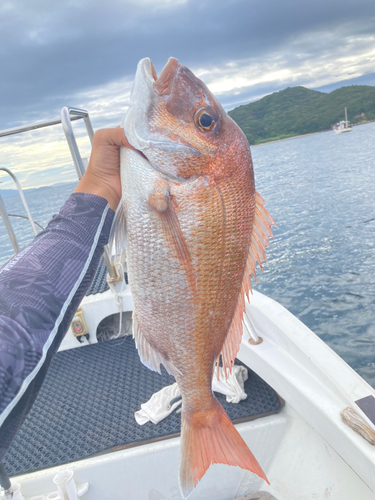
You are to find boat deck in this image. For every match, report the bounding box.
[4,336,282,478]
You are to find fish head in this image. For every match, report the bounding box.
[124,57,252,182]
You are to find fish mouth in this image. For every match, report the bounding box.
[124,56,185,161]
[123,57,201,181]
[154,57,179,93]
[139,57,180,93]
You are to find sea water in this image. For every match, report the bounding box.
[0,123,374,388]
[253,122,375,388]
[0,181,78,262]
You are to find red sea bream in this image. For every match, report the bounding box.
[110,57,275,498]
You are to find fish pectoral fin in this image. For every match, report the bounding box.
[218,191,276,377]
[150,188,196,298]
[133,311,181,377]
[163,202,196,296]
[108,197,127,260]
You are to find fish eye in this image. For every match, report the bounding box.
[200,114,213,128]
[194,108,217,132]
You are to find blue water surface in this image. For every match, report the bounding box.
[252,122,375,388]
[0,123,374,388]
[0,181,77,263]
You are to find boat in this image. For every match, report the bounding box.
[0,109,375,500]
[334,107,352,134]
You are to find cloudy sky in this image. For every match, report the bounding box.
[1,0,375,189]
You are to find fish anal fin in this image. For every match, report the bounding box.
[133,311,181,377]
[218,191,275,377]
[179,400,269,498]
[217,280,246,379]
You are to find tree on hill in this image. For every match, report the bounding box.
[228,85,375,145]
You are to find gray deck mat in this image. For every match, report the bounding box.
[4,336,282,477]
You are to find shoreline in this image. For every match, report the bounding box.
[252,129,328,147]
[251,119,375,147]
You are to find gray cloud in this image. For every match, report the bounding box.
[1,0,375,129]
[314,72,375,93]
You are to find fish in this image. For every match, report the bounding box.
[110,57,275,498]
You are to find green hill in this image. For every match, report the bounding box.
[228,85,375,145]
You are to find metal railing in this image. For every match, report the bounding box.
[0,108,119,280]
[0,107,94,179]
[0,107,93,253]
[0,115,83,137]
[60,107,94,178]
[0,193,20,254]
[0,168,38,253]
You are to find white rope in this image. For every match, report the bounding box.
[107,261,125,339]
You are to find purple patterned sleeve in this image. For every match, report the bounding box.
[0,192,114,460]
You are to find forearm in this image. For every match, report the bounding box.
[0,192,114,459]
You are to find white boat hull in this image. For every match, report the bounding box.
[11,290,375,500]
[334,127,352,134]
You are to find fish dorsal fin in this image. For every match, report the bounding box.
[247,191,276,282]
[217,191,276,378]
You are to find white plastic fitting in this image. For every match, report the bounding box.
[2,483,24,500]
[244,307,263,345]
[52,470,88,500]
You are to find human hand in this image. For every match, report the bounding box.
[74,127,132,211]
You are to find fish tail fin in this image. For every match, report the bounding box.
[179,400,269,499]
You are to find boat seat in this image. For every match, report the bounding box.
[4,336,283,478]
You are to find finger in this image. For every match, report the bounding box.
[93,128,137,151]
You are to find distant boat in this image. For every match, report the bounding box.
[334,107,352,134]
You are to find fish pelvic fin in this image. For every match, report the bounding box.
[132,311,181,377]
[179,399,269,499]
[109,198,127,260]
[217,191,276,378]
